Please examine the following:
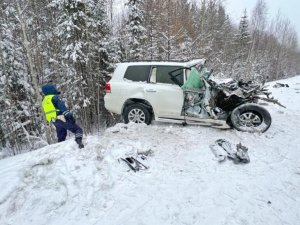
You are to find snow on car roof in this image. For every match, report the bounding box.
[118,59,206,67]
[185,59,206,67]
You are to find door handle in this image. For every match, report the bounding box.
[145,89,157,93]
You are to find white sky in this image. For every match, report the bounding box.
[113,0,300,43]
[224,0,300,43]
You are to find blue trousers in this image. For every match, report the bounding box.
[53,119,83,142]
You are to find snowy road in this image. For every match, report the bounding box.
[0,76,300,225]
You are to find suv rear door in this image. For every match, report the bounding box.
[144,65,184,118]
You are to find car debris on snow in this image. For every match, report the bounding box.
[120,156,149,172]
[210,139,250,163]
[273,82,290,88]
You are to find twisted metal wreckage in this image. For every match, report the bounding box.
[169,61,285,133]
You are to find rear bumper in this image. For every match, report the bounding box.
[104,94,122,115]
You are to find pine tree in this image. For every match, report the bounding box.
[235,9,252,60]
[126,0,147,60]
[0,7,43,154]
[231,9,252,79]
[49,0,113,132]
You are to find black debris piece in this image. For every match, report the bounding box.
[120,157,149,172]
[273,83,289,88]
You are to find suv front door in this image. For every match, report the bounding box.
[144,65,184,118]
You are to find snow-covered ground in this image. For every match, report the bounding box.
[1,76,300,225]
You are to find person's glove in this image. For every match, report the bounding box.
[64,111,75,123]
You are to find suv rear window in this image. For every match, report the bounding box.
[124,66,151,82]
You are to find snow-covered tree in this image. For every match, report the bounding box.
[143,0,159,59]
[234,9,252,60]
[48,0,113,132]
[230,9,253,79]
[179,30,193,61]
[0,5,44,154]
[126,0,147,60]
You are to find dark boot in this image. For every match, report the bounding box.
[75,137,84,149]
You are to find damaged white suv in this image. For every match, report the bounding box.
[104,59,273,132]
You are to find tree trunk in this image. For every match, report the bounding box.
[16,1,52,144]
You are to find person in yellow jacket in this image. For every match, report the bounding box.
[41,84,84,148]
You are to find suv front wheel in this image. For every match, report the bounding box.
[123,103,152,125]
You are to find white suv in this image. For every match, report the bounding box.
[104,59,215,125]
[104,59,273,132]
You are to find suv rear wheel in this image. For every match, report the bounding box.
[123,103,152,125]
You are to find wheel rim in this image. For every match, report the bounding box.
[238,112,262,127]
[128,108,146,123]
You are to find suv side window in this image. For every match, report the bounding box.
[151,66,184,86]
[124,66,151,82]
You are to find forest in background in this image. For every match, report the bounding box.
[0,0,300,155]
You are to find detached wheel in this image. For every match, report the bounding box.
[123,103,152,125]
[230,103,272,133]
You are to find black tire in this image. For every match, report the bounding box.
[123,103,152,125]
[230,103,272,133]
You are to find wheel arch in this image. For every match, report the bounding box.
[122,98,155,119]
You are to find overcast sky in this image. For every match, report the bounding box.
[225,0,300,42]
[114,0,300,43]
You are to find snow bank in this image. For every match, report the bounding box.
[1,76,300,225]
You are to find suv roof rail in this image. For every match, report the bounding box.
[121,59,192,63]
